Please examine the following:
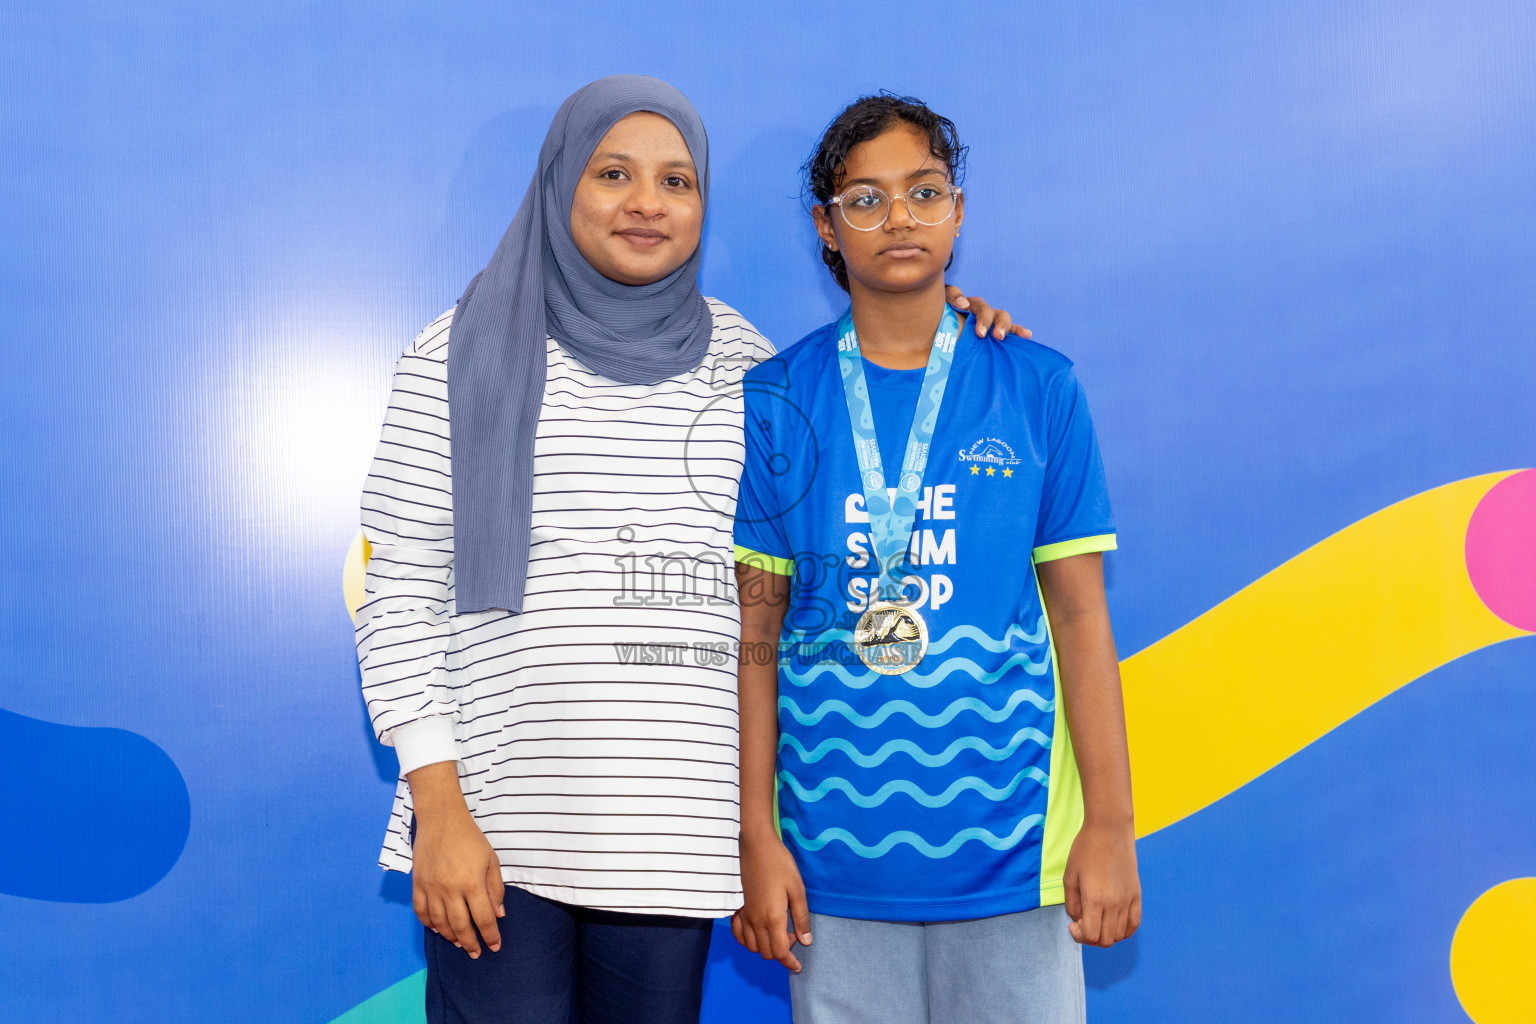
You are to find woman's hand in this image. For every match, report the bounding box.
[408,762,505,959]
[732,831,813,972]
[944,285,1032,340]
[1063,820,1141,947]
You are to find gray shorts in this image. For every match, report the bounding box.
[788,905,1085,1024]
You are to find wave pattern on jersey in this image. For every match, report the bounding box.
[777,766,1049,808]
[780,814,1045,858]
[778,619,1054,864]
[779,689,1053,729]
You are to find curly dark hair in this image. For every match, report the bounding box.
[803,92,968,291]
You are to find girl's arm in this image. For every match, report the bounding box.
[1036,551,1142,947]
[733,562,814,972]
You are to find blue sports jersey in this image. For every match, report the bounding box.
[734,311,1116,921]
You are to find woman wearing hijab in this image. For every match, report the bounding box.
[354,76,1022,1024]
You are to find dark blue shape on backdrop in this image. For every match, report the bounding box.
[0,709,191,903]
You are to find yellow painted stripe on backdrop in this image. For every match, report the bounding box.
[1123,471,1531,838]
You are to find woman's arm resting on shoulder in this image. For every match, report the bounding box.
[943,284,1032,340]
[733,562,813,973]
[1036,552,1142,948]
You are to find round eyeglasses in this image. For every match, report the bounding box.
[826,182,962,231]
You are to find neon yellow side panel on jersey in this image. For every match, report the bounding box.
[1036,573,1083,907]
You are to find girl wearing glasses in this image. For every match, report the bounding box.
[733,94,1141,1023]
[355,77,1024,1024]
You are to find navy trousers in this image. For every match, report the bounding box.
[424,883,714,1024]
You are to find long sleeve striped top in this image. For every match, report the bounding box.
[356,299,774,916]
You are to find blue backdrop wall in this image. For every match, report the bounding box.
[2,2,1533,1022]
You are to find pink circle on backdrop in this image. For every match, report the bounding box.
[1465,469,1536,631]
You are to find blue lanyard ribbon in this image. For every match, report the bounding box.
[836,305,961,602]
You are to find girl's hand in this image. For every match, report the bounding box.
[1063,821,1141,947]
[732,832,813,972]
[943,285,1032,340]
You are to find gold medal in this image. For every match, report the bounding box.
[853,602,929,675]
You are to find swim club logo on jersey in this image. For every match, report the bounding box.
[959,437,1022,477]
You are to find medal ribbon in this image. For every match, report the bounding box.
[836,304,961,603]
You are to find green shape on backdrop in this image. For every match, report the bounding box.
[331,971,425,1024]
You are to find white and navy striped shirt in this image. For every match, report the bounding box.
[356,299,774,917]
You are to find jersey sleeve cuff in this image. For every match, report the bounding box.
[734,544,794,577]
[389,715,461,776]
[1032,533,1118,564]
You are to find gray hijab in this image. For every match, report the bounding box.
[448,76,712,614]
